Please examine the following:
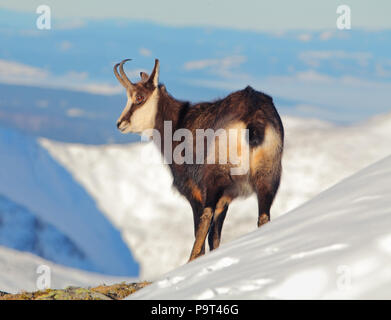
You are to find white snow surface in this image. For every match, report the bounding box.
[0,245,135,294]
[40,113,391,279]
[129,155,391,299]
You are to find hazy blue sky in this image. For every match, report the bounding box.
[0,1,390,136]
[1,0,391,31]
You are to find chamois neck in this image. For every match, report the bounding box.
[155,86,189,133]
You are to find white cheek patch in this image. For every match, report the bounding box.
[128,88,159,133]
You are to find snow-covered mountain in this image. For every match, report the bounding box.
[0,245,135,294]
[0,194,92,271]
[0,126,138,276]
[40,112,391,279]
[129,154,391,299]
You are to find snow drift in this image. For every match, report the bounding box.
[129,154,391,299]
[40,113,391,278]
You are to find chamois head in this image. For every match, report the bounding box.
[114,59,160,134]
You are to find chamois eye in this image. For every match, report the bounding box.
[135,94,144,104]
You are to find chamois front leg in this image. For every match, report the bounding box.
[208,195,231,251]
[188,207,213,262]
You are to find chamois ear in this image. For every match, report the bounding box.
[140,72,149,82]
[148,59,160,87]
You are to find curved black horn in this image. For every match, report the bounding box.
[119,59,134,88]
[113,59,134,89]
[113,62,126,88]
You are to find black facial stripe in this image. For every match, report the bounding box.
[122,99,146,122]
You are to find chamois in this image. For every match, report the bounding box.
[114,59,284,262]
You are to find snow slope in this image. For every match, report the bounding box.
[0,126,138,276]
[40,112,391,279]
[0,245,135,294]
[0,194,93,271]
[130,155,391,299]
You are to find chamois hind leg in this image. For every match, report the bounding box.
[257,190,273,227]
[254,177,279,228]
[208,196,231,251]
[189,207,213,262]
